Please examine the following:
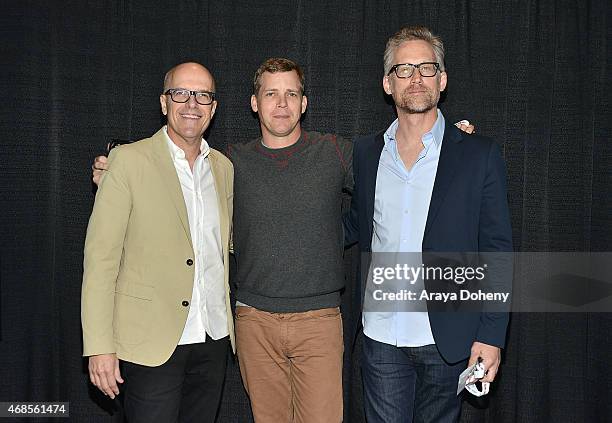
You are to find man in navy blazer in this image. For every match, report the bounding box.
[344,26,512,422]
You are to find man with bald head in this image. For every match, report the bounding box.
[82,62,235,423]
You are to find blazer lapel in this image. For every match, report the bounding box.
[424,122,465,238]
[151,129,193,249]
[208,152,229,255]
[364,131,385,245]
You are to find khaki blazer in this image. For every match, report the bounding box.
[82,128,235,366]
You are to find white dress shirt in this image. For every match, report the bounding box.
[163,127,229,344]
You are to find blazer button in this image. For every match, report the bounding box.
[182,301,189,307]
[186,259,194,266]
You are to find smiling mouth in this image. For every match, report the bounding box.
[180,113,202,119]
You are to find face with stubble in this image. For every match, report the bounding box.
[383,39,447,114]
[251,70,307,140]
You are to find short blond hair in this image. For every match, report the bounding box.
[383,26,445,75]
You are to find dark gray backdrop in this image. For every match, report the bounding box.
[1,1,610,422]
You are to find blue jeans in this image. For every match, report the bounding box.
[362,335,466,423]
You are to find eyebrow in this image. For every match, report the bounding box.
[173,87,213,92]
[263,88,300,92]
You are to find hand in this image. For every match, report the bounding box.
[92,155,109,186]
[468,341,500,383]
[455,120,475,134]
[88,353,124,398]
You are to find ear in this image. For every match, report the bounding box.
[250,94,258,113]
[383,75,392,95]
[160,94,168,115]
[439,71,448,92]
[210,101,217,117]
[301,95,308,114]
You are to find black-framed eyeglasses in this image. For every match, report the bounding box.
[164,89,216,105]
[387,62,440,78]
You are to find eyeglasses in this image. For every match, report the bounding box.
[164,89,216,105]
[387,62,440,78]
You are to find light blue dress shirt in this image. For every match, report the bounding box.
[363,109,445,347]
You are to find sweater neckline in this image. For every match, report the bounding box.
[254,131,308,160]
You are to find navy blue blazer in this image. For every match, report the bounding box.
[344,121,513,364]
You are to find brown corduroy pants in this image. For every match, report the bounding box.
[235,306,344,423]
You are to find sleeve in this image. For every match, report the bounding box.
[475,141,513,348]
[337,137,354,194]
[81,148,133,356]
[343,137,360,247]
[226,159,234,255]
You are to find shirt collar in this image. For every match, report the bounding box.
[163,125,210,160]
[383,108,446,150]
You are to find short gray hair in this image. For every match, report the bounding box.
[383,26,446,76]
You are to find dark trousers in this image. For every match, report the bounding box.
[122,336,229,423]
[362,335,466,423]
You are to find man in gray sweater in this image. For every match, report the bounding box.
[92,58,351,422]
[227,58,352,423]
[90,58,473,423]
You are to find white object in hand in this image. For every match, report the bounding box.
[457,360,490,397]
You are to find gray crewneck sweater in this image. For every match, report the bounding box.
[227,131,353,312]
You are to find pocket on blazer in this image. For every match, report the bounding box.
[113,283,153,344]
[115,282,154,300]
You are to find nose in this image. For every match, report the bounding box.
[277,95,288,108]
[187,93,198,107]
[410,69,423,83]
